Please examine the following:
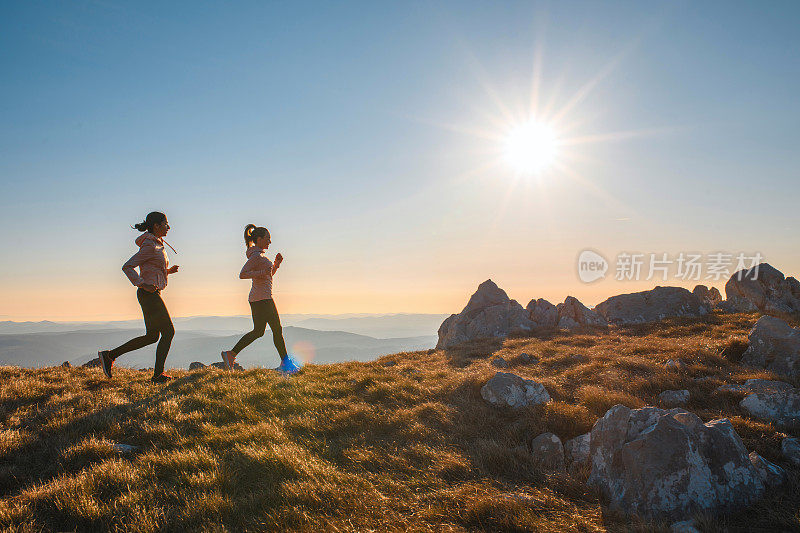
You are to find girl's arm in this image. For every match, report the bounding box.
[122,244,155,287]
[239,255,270,279]
[271,253,283,276]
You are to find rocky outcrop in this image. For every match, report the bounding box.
[530,432,565,473]
[748,452,785,487]
[724,263,800,315]
[82,357,102,368]
[480,372,550,408]
[594,287,708,326]
[587,404,769,521]
[693,285,722,308]
[658,389,690,407]
[491,357,509,368]
[189,362,206,370]
[526,298,559,329]
[557,296,607,329]
[782,437,800,466]
[739,388,800,429]
[740,315,800,380]
[436,280,534,349]
[564,433,591,472]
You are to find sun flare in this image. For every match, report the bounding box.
[503,120,558,174]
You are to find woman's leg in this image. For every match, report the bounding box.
[231,300,269,354]
[150,294,174,377]
[108,289,162,360]
[264,299,288,360]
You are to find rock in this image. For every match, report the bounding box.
[740,315,800,380]
[526,298,559,329]
[594,286,708,326]
[530,432,565,473]
[587,404,768,521]
[556,296,607,329]
[480,372,550,408]
[670,519,701,533]
[210,361,244,371]
[113,443,139,454]
[717,295,758,313]
[518,352,538,364]
[665,359,687,371]
[382,360,397,367]
[740,389,800,429]
[716,379,794,394]
[61,361,71,368]
[748,451,785,487]
[658,389,690,407]
[82,357,102,368]
[491,357,509,368]
[189,361,206,370]
[782,437,800,466]
[693,285,723,309]
[436,280,534,349]
[724,263,800,315]
[564,433,591,467]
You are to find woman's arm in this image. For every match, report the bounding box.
[271,253,283,276]
[239,255,270,279]
[122,245,155,287]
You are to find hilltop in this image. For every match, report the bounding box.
[1,311,798,532]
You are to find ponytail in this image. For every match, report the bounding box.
[133,211,166,233]
[244,224,269,247]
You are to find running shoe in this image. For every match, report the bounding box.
[276,354,302,375]
[221,350,236,370]
[98,350,113,378]
[151,373,173,384]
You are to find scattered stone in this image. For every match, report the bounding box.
[740,388,800,429]
[382,360,397,367]
[781,437,800,466]
[82,357,102,368]
[113,443,139,454]
[671,519,701,533]
[588,404,769,521]
[530,432,565,473]
[724,263,800,315]
[693,285,723,309]
[526,298,559,329]
[556,296,607,329]
[748,451,786,487]
[716,379,793,394]
[436,280,534,349]
[139,367,153,372]
[189,361,206,370]
[480,372,550,408]
[658,389,690,407]
[491,357,509,368]
[594,286,708,325]
[518,352,538,364]
[210,361,244,371]
[564,433,591,468]
[740,315,800,380]
[61,361,71,368]
[664,359,687,371]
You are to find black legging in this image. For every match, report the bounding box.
[109,288,174,376]
[231,298,287,360]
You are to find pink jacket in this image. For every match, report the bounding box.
[240,246,274,302]
[122,233,170,290]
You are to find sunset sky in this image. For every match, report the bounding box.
[1,1,798,321]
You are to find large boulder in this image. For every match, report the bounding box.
[693,285,722,309]
[530,432,566,473]
[564,433,591,469]
[724,263,800,315]
[587,404,768,521]
[556,296,607,329]
[594,287,708,326]
[739,388,800,429]
[526,298,559,329]
[480,372,550,408]
[436,280,534,349]
[740,315,800,379]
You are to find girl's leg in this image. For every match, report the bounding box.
[231,300,269,354]
[264,299,288,360]
[150,294,174,376]
[108,289,161,360]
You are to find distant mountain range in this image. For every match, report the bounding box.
[0,313,447,369]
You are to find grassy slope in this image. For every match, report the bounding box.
[1,312,799,532]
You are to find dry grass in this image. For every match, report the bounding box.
[1,312,798,532]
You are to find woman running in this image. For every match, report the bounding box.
[98,211,179,383]
[221,224,301,374]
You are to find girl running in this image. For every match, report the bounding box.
[222,224,301,374]
[98,211,179,383]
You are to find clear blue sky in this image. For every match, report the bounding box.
[1,1,799,320]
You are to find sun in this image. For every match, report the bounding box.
[503,120,558,174]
